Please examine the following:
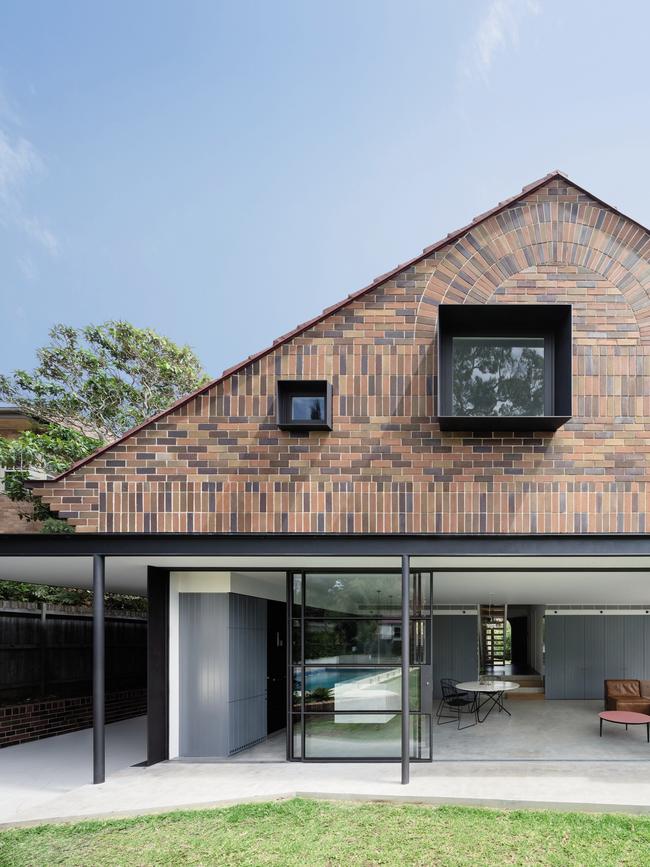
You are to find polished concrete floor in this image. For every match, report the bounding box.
[231,701,650,763]
[179,730,288,763]
[434,699,650,761]
[228,730,287,761]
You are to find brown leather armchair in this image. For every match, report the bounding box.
[604,679,650,714]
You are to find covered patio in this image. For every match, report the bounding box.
[1,533,650,789]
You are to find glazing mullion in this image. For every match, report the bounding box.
[286,571,292,761]
[300,571,306,762]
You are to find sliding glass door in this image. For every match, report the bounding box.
[289,571,432,761]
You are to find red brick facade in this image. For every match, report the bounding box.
[35,175,650,535]
[0,689,146,748]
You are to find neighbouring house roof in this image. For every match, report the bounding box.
[0,407,35,435]
[30,169,650,487]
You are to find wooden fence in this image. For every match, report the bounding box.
[0,600,147,705]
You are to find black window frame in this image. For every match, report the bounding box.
[437,303,572,431]
[288,569,433,763]
[276,380,333,431]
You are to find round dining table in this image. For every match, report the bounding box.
[455,680,520,723]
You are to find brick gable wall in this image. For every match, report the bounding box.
[36,178,650,534]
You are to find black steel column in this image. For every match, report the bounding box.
[401,553,410,785]
[147,567,170,765]
[93,554,105,784]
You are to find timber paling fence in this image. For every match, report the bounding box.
[0,599,147,705]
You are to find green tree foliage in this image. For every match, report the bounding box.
[0,425,102,531]
[0,321,208,440]
[0,321,208,531]
[0,579,147,611]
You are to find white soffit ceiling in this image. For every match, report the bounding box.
[433,571,650,605]
[0,555,648,602]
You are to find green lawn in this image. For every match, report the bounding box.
[2,798,650,867]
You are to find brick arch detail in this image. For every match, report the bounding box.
[415,200,650,342]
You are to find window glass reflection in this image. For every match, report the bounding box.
[293,667,420,713]
[291,396,325,421]
[303,713,430,759]
[452,336,545,417]
[292,620,428,665]
[305,573,400,618]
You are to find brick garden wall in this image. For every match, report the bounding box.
[0,688,147,748]
[36,177,650,534]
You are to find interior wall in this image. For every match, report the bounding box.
[545,613,650,699]
[532,606,545,674]
[168,570,285,758]
[432,613,478,698]
[228,594,267,754]
[179,593,230,756]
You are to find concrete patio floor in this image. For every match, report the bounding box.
[3,702,650,826]
[4,757,650,826]
[0,715,146,824]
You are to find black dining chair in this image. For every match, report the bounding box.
[436,678,477,730]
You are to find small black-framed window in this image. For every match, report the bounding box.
[276,380,333,431]
[437,304,572,431]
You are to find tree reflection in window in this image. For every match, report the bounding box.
[291,396,325,421]
[452,337,545,416]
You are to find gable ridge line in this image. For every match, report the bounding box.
[33,170,650,486]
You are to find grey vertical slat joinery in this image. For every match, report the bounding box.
[605,617,626,680]
[564,616,585,699]
[545,613,650,700]
[624,616,644,679]
[179,593,230,757]
[228,594,267,754]
[584,616,605,699]
[431,615,479,698]
[544,615,565,699]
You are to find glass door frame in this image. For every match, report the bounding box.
[287,568,433,763]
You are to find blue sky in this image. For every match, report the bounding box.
[1,0,649,377]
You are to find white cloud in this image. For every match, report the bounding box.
[20,216,59,256]
[0,86,59,261]
[0,129,43,202]
[17,254,38,281]
[460,0,540,84]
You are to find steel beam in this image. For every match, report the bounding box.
[3,532,650,558]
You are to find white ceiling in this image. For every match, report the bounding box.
[0,555,649,603]
[433,570,650,605]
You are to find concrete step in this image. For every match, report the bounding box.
[506,689,545,701]
[502,675,544,688]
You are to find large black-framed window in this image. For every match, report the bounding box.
[437,304,572,431]
[288,570,432,762]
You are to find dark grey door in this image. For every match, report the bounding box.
[266,600,287,733]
